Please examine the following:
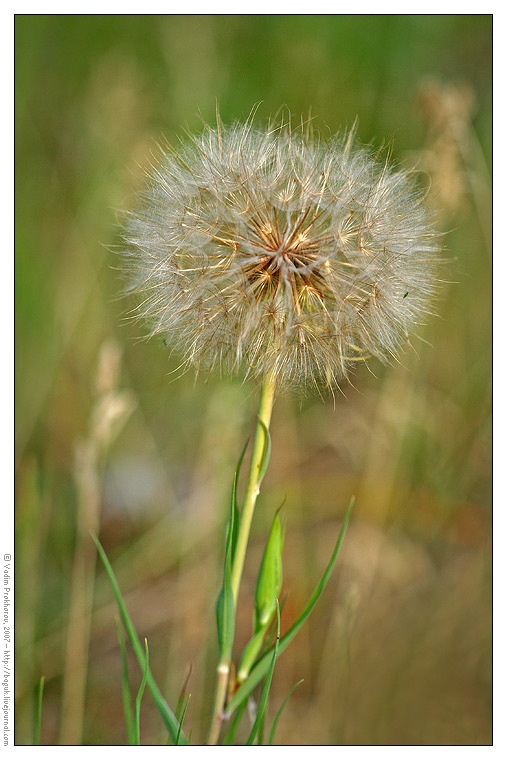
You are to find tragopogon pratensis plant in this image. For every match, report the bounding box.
[113,112,440,745]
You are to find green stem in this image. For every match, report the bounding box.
[231,371,276,604]
[207,660,230,746]
[207,371,276,745]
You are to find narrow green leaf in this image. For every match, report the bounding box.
[175,664,192,723]
[216,578,235,661]
[216,512,235,660]
[115,618,135,745]
[257,419,271,485]
[234,437,250,502]
[246,602,280,745]
[226,483,236,563]
[238,507,284,682]
[34,676,44,745]
[223,698,247,745]
[268,679,304,745]
[217,441,248,661]
[255,508,283,627]
[134,639,149,745]
[230,437,250,561]
[257,702,267,746]
[237,626,267,683]
[226,497,354,715]
[176,694,190,746]
[91,533,185,744]
[260,592,289,652]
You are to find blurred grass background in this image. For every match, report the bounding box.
[15,14,492,745]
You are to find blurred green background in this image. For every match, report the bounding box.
[15,15,492,745]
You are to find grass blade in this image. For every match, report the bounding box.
[176,693,191,746]
[34,676,44,745]
[245,602,280,745]
[254,507,283,627]
[216,494,236,660]
[223,698,247,745]
[175,664,192,723]
[216,580,235,662]
[115,618,135,745]
[217,439,250,662]
[134,639,149,745]
[91,533,184,744]
[226,497,354,715]
[257,419,271,484]
[237,626,267,684]
[260,592,289,652]
[257,701,267,746]
[268,679,304,745]
[231,437,250,560]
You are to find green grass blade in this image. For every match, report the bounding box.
[237,626,268,683]
[257,701,267,746]
[34,676,44,745]
[216,493,235,660]
[268,679,304,745]
[216,580,235,661]
[176,693,190,746]
[226,497,354,715]
[257,419,271,484]
[245,602,280,746]
[217,440,249,661]
[91,533,184,744]
[175,664,192,723]
[254,507,283,627]
[222,698,247,745]
[260,592,289,653]
[134,639,149,745]
[115,618,135,745]
[231,437,250,560]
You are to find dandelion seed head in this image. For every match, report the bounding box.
[123,114,440,393]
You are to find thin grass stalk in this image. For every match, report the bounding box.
[92,533,184,743]
[134,640,149,745]
[115,618,135,745]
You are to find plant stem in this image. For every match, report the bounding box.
[231,371,276,604]
[207,372,276,745]
[207,660,230,746]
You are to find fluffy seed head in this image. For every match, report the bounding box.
[123,114,440,393]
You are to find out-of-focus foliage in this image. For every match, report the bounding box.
[15,15,491,745]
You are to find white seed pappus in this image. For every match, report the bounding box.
[123,115,440,392]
